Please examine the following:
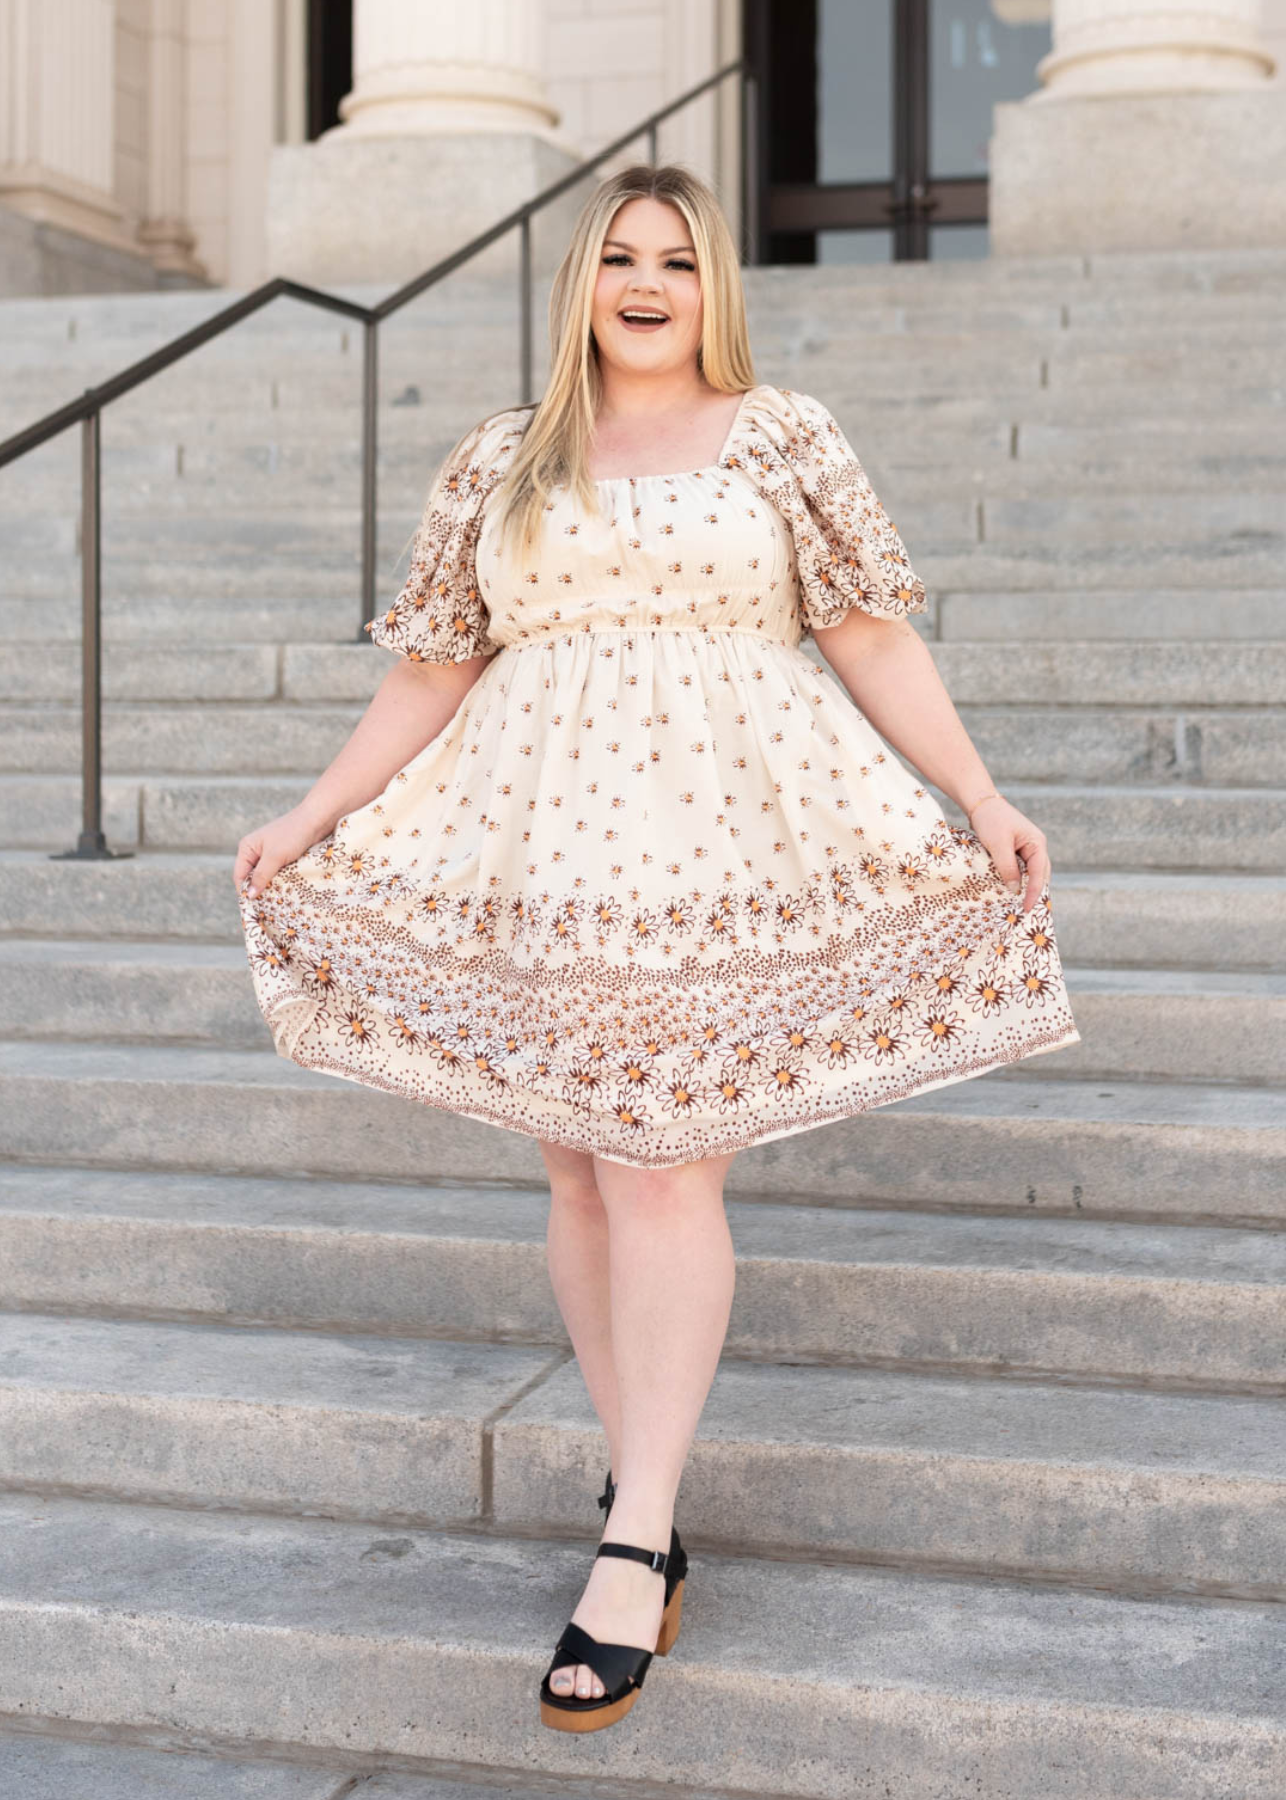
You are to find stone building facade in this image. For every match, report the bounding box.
[1,0,1282,296]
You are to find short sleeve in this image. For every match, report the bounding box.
[363,410,523,665]
[733,386,927,634]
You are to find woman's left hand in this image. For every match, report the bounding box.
[966,793,1050,914]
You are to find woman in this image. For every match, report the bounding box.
[234,164,1080,1733]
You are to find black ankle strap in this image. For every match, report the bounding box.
[596,1541,668,1575]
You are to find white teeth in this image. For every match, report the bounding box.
[621,311,667,322]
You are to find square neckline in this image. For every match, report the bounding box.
[589,383,761,486]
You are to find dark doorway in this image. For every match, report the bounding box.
[744,0,1051,262]
[306,0,353,141]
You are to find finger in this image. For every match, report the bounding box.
[241,858,270,899]
[1015,837,1049,912]
[1022,868,1040,913]
[990,843,1023,894]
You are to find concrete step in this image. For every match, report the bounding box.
[0,1310,1280,1595]
[10,419,1286,499]
[6,388,1283,489]
[5,384,1282,495]
[4,589,1283,649]
[0,1492,1280,1795]
[4,283,1281,374]
[8,492,1279,568]
[4,698,1283,787]
[3,852,1275,971]
[10,537,1284,603]
[0,1311,561,1525]
[0,937,1280,1084]
[933,780,1286,872]
[954,706,1286,786]
[0,596,367,646]
[494,1356,1286,1597]
[2,1042,1275,1221]
[10,405,1282,496]
[6,634,1284,708]
[4,458,1283,545]
[5,341,1282,423]
[0,1109,1282,1351]
[15,453,1286,517]
[0,1733,495,1800]
[934,590,1286,640]
[2,248,1281,340]
[6,770,1283,870]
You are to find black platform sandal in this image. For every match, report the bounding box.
[538,1538,689,1733]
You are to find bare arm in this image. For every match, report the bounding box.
[810,611,1050,912]
[234,652,493,897]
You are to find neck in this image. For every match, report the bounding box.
[595,365,709,421]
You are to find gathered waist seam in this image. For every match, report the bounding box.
[497,625,798,650]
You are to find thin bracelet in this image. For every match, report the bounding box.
[966,790,1002,824]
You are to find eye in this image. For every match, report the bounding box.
[600,253,697,272]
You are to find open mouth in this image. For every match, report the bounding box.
[618,308,670,330]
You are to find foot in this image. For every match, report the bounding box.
[547,1519,671,1703]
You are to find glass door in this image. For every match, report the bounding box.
[745,0,1051,262]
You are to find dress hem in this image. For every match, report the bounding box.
[266,1006,1083,1171]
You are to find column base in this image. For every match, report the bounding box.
[989,89,1286,255]
[0,202,200,298]
[265,133,587,286]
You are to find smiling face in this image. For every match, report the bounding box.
[590,195,704,380]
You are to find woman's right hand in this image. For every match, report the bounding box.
[234,803,331,900]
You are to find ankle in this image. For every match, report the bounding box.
[600,1497,674,1551]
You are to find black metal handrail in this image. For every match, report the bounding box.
[0,60,758,860]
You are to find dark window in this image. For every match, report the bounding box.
[306,0,353,141]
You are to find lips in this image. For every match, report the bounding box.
[619,308,669,329]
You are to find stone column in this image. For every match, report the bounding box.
[990,0,1285,251]
[136,0,206,280]
[266,0,583,285]
[0,0,133,249]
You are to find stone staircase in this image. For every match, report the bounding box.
[0,247,1283,1798]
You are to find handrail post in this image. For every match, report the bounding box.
[519,214,534,405]
[741,67,762,266]
[647,122,658,164]
[359,315,378,637]
[51,401,132,861]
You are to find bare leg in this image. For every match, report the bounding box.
[546,1147,738,1702]
[538,1139,622,1470]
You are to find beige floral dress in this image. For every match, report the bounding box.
[238,383,1081,1167]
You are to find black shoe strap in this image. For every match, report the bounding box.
[596,1540,669,1575]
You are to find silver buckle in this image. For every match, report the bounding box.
[650,1549,666,1571]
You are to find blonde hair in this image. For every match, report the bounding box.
[489,162,756,559]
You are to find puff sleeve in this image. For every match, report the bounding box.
[733,386,927,634]
[363,409,524,664]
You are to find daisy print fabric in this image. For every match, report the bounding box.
[239,383,1080,1167]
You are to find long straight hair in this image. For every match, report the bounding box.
[489,163,756,560]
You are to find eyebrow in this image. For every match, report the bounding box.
[603,239,696,255]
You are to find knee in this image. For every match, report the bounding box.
[595,1163,716,1219]
[548,1174,608,1220]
